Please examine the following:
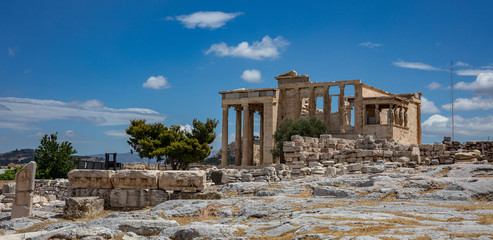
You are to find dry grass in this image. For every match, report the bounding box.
[0,180,15,186]
[429,203,493,211]
[477,214,493,224]
[446,217,465,222]
[436,168,450,177]
[312,215,424,227]
[235,227,247,236]
[449,233,493,238]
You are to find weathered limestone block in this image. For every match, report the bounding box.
[68,170,114,189]
[169,191,222,200]
[64,196,104,219]
[361,165,385,173]
[210,170,228,185]
[118,219,179,236]
[159,171,206,192]
[109,189,168,209]
[71,188,112,209]
[112,170,159,189]
[12,161,36,219]
[2,183,15,195]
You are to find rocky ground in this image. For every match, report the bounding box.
[1,163,493,240]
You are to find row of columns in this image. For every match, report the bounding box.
[221,102,275,167]
[283,85,347,133]
[388,104,408,127]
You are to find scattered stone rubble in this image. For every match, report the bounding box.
[1,163,492,239]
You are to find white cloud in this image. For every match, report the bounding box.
[358,42,382,48]
[454,73,493,96]
[455,69,493,76]
[422,114,493,138]
[8,48,14,56]
[205,35,289,60]
[28,131,47,139]
[241,69,262,82]
[173,11,242,29]
[454,61,470,67]
[427,81,444,90]
[480,64,493,69]
[392,59,443,71]
[442,96,493,111]
[64,130,76,138]
[421,97,440,114]
[104,130,129,138]
[143,76,170,89]
[0,97,165,130]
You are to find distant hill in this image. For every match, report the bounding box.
[0,149,35,165]
[89,152,156,164]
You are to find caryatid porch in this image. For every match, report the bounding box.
[219,88,279,167]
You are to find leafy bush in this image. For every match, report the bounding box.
[35,133,79,179]
[273,117,327,163]
[0,165,23,180]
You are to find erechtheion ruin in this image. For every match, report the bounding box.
[219,71,422,167]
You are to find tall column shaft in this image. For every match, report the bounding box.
[263,102,276,165]
[294,88,301,120]
[235,108,242,166]
[339,85,346,133]
[248,109,254,166]
[221,105,229,166]
[309,87,316,117]
[241,104,250,166]
[323,87,330,129]
[259,112,264,166]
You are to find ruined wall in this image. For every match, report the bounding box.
[68,170,206,209]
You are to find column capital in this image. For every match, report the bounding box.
[222,104,229,109]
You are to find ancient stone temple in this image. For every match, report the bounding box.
[219,71,422,167]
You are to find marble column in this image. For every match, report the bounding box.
[375,104,380,124]
[248,108,254,166]
[235,107,242,166]
[339,85,346,133]
[221,105,229,166]
[262,102,275,166]
[309,87,316,118]
[388,104,393,125]
[323,87,330,128]
[259,111,264,165]
[294,88,301,120]
[241,104,250,166]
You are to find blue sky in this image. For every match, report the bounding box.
[1,1,492,155]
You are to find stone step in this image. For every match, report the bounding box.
[2,208,12,212]
[2,198,14,203]
[3,193,15,198]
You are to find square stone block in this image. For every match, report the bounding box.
[159,170,206,192]
[111,170,159,189]
[68,170,114,189]
[64,197,104,219]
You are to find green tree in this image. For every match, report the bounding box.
[273,117,327,163]
[34,133,79,179]
[126,118,219,170]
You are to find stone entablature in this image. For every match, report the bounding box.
[67,169,207,209]
[219,70,422,168]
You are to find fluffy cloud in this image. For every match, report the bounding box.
[392,59,442,71]
[454,73,493,96]
[172,11,242,29]
[442,96,493,111]
[455,61,470,67]
[104,130,129,138]
[421,97,440,114]
[241,69,262,82]
[143,76,170,90]
[427,82,444,90]
[455,69,493,76]
[205,36,289,60]
[358,42,382,48]
[0,97,165,130]
[422,114,493,137]
[8,48,14,56]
